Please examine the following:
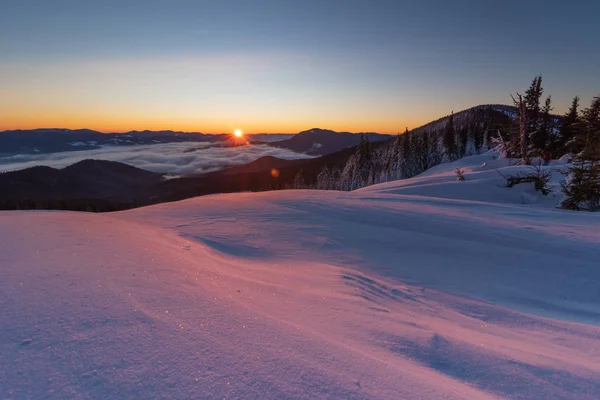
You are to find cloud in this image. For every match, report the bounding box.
[0,142,314,175]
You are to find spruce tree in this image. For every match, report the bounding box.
[401,128,412,178]
[524,75,544,142]
[472,122,484,153]
[511,92,530,164]
[458,126,469,158]
[418,131,430,172]
[293,169,305,189]
[356,135,373,185]
[316,166,332,190]
[532,95,553,153]
[561,96,600,211]
[560,96,581,154]
[443,112,458,161]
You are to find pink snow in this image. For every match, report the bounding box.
[1,153,599,399]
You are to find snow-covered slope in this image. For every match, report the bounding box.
[1,153,599,399]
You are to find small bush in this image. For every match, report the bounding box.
[504,165,552,196]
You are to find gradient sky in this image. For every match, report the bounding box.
[1,0,599,133]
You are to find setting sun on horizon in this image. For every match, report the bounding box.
[234,129,244,138]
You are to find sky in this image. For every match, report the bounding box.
[1,0,599,134]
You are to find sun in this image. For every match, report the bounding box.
[234,129,243,138]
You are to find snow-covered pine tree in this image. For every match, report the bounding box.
[560,96,581,154]
[511,92,530,165]
[524,76,544,147]
[316,166,332,190]
[458,125,469,158]
[356,135,374,185]
[532,95,553,154]
[471,121,484,153]
[442,112,458,161]
[401,128,413,178]
[561,96,600,211]
[293,169,306,189]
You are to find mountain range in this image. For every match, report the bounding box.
[0,127,392,156]
[0,129,297,155]
[0,105,528,211]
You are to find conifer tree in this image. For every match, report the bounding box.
[560,96,581,154]
[391,133,402,177]
[443,112,458,160]
[524,76,543,138]
[561,96,600,211]
[401,128,412,178]
[532,95,553,153]
[418,131,430,172]
[356,135,373,185]
[511,92,530,164]
[458,125,469,158]
[316,166,332,190]
[293,169,305,189]
[472,122,484,153]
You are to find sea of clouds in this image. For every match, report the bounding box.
[0,142,313,175]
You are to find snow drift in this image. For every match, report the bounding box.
[1,153,599,399]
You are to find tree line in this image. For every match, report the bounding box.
[306,76,600,211]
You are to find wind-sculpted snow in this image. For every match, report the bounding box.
[1,153,599,399]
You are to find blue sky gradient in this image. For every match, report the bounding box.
[1,0,599,133]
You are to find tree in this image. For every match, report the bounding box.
[458,125,469,158]
[511,92,530,164]
[316,166,333,190]
[417,131,430,172]
[561,96,600,211]
[293,169,305,189]
[472,122,484,153]
[401,128,413,178]
[524,75,544,140]
[582,95,600,143]
[560,96,581,153]
[531,95,553,153]
[414,131,441,173]
[443,112,458,160]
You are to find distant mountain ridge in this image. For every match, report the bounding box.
[270,128,392,155]
[0,128,295,155]
[0,128,221,154]
[0,126,389,157]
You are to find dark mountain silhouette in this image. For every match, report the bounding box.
[269,128,391,155]
[0,159,163,204]
[0,128,230,154]
[0,127,389,157]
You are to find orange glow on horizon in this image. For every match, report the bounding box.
[0,114,422,135]
[0,106,426,134]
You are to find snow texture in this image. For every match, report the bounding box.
[1,153,599,399]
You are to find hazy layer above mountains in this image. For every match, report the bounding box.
[0,142,314,175]
[0,127,394,175]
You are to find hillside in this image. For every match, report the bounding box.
[1,153,599,399]
[0,160,163,208]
